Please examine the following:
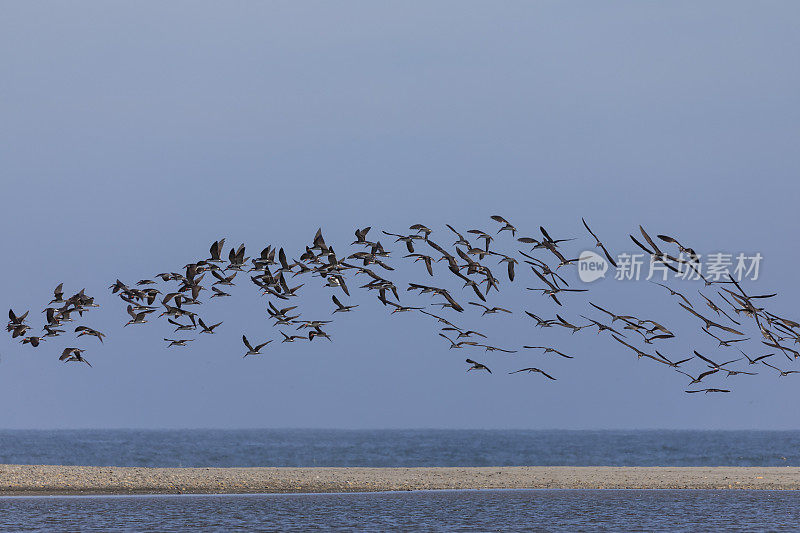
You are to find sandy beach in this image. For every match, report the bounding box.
[1,465,799,495]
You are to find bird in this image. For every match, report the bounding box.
[761,361,800,377]
[685,388,730,394]
[477,344,517,353]
[168,317,197,332]
[75,326,106,343]
[211,286,231,298]
[702,328,749,347]
[588,303,637,324]
[679,304,745,336]
[466,358,491,373]
[525,312,557,328]
[164,338,193,347]
[676,368,720,385]
[468,302,511,315]
[331,294,358,313]
[198,318,223,334]
[650,281,693,308]
[523,346,574,359]
[208,239,226,263]
[441,327,486,339]
[581,315,626,337]
[59,348,91,367]
[21,336,44,347]
[610,335,668,365]
[656,234,699,262]
[242,335,272,356]
[697,291,741,325]
[124,305,149,326]
[693,350,741,371]
[386,301,424,314]
[280,331,307,343]
[308,328,332,342]
[581,218,617,267]
[49,283,65,304]
[509,367,556,380]
[739,350,774,365]
[439,334,479,350]
[490,215,516,236]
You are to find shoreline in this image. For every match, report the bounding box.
[2,466,800,495]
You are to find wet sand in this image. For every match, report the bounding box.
[2,465,800,495]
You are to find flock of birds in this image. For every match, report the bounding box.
[6,216,800,394]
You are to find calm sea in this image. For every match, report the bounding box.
[0,490,798,531]
[0,429,798,467]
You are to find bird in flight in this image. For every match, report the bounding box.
[466,358,492,374]
[523,346,574,359]
[242,335,272,356]
[581,218,617,268]
[509,367,556,380]
[164,338,193,347]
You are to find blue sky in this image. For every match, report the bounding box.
[1,2,799,429]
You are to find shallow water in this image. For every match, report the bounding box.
[1,490,798,531]
[1,429,799,467]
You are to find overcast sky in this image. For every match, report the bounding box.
[1,2,799,429]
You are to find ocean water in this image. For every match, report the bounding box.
[0,429,799,467]
[1,490,798,531]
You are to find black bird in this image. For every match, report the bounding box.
[477,344,518,354]
[762,361,800,377]
[702,328,749,348]
[581,315,626,337]
[75,326,106,343]
[610,335,667,365]
[724,368,757,377]
[21,336,44,347]
[242,335,272,356]
[441,327,486,339]
[581,218,617,267]
[525,311,556,328]
[657,234,699,262]
[164,338,193,347]
[693,350,741,371]
[59,348,91,367]
[739,350,774,365]
[49,283,65,304]
[208,238,226,263]
[679,304,745,336]
[676,368,720,385]
[654,352,692,368]
[629,226,680,273]
[168,317,197,332]
[490,215,516,236]
[211,286,231,298]
[469,302,511,315]
[466,358,492,374]
[439,333,479,350]
[697,292,741,325]
[509,367,556,380]
[332,294,358,313]
[198,318,223,334]
[588,303,636,324]
[650,281,693,308]
[280,331,307,343]
[124,305,149,326]
[685,388,730,394]
[523,346,574,359]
